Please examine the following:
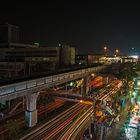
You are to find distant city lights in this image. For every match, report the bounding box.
[130,55,139,59]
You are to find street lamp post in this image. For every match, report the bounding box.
[131,47,136,55]
[104,46,107,56]
[115,49,119,56]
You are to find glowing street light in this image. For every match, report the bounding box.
[131,47,137,55]
[91,73,95,77]
[115,49,119,56]
[58,43,61,47]
[132,47,134,50]
[104,46,107,56]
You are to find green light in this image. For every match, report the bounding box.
[34,42,40,47]
[70,82,74,86]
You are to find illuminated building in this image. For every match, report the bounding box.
[75,54,104,65]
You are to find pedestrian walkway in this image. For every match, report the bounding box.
[106,101,130,140]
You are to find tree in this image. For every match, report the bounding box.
[115,64,138,88]
[114,63,138,101]
[116,68,137,82]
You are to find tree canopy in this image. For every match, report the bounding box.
[115,63,138,82]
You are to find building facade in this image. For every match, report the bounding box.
[0,23,20,47]
[0,24,76,78]
[59,45,75,66]
[75,54,104,65]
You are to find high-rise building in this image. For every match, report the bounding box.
[59,45,75,66]
[0,23,38,49]
[0,23,20,47]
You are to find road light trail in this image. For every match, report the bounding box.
[20,103,82,140]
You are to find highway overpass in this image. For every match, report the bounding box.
[0,65,108,127]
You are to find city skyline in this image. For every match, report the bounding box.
[0,0,140,55]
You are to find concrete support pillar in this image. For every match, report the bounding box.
[25,92,39,127]
[99,125,104,140]
[103,127,107,140]
[7,101,11,108]
[80,76,90,97]
[103,77,109,85]
[88,125,93,139]
[80,84,84,96]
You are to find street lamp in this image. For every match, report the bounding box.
[104,46,107,56]
[131,47,136,55]
[115,49,119,56]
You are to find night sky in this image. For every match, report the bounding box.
[0,0,140,55]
